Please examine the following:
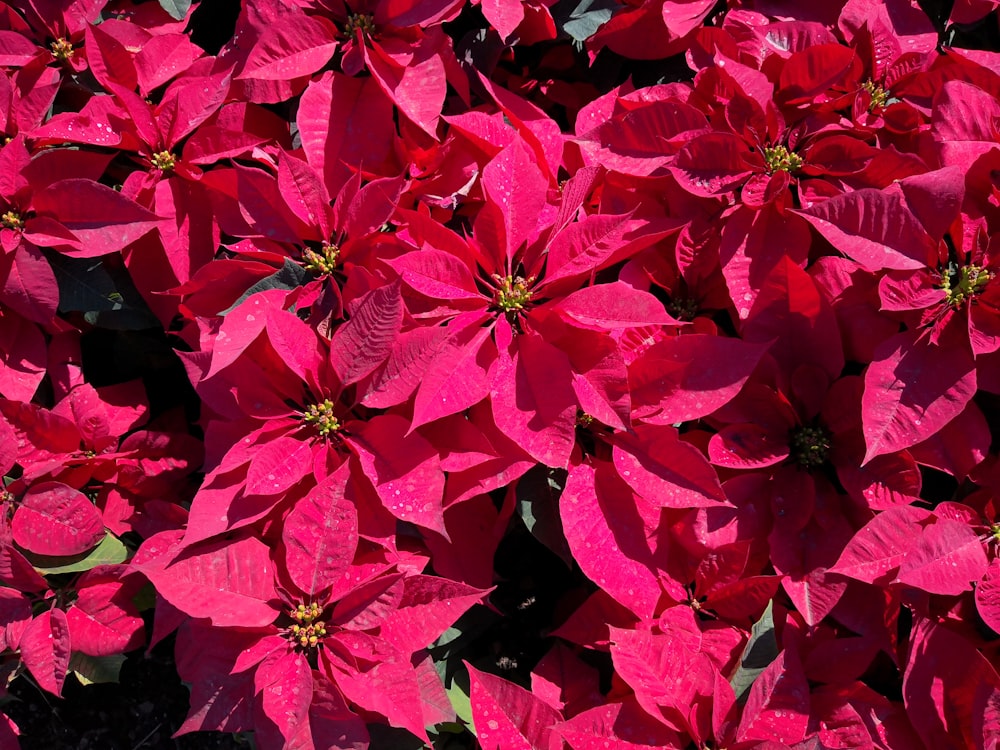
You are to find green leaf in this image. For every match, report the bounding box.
[515,466,573,567]
[431,608,496,661]
[158,0,192,21]
[445,674,473,729]
[729,599,779,704]
[131,582,158,613]
[29,532,129,575]
[46,251,160,330]
[221,258,310,315]
[430,607,495,732]
[69,652,126,685]
[557,0,616,43]
[433,624,465,652]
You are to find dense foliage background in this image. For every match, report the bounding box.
[2,0,1000,747]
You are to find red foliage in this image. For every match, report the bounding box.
[1,0,1000,748]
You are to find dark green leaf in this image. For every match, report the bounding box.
[430,607,496,663]
[131,582,158,613]
[158,0,192,21]
[729,599,779,704]
[430,605,495,727]
[46,251,160,330]
[515,466,573,567]
[220,258,309,315]
[70,653,126,685]
[556,0,616,43]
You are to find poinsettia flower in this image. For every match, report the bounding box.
[708,378,833,472]
[380,142,683,465]
[706,367,924,622]
[669,74,922,315]
[181,289,453,538]
[709,367,920,504]
[285,0,463,138]
[618,223,736,332]
[671,89,893,210]
[829,11,932,134]
[228,151,405,327]
[30,62,242,302]
[816,172,995,466]
[170,173,403,373]
[879,209,1000,357]
[136,511,485,748]
[2,1,997,744]
[0,0,105,74]
[0,136,161,260]
[102,69,233,183]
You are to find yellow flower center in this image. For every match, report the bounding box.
[301,399,340,438]
[492,274,535,313]
[50,38,74,61]
[286,602,327,649]
[862,79,890,111]
[941,263,992,307]
[302,243,340,275]
[150,151,176,172]
[763,144,802,174]
[1,210,23,230]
